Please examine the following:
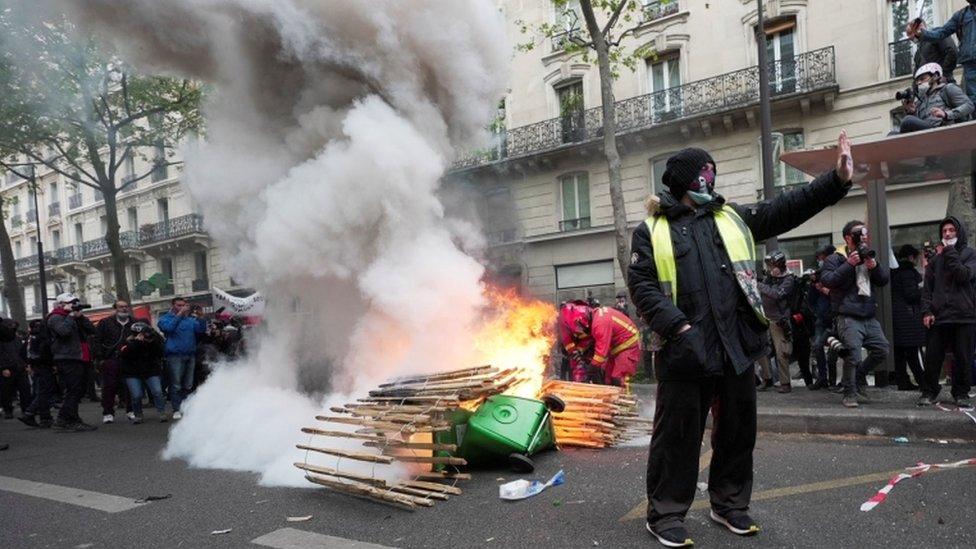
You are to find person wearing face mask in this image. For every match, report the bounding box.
[918,217,976,408]
[897,63,973,134]
[756,251,796,393]
[909,1,976,105]
[628,132,855,547]
[94,300,136,424]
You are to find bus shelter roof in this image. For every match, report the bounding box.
[780,120,976,184]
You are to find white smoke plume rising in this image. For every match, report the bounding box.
[46,0,510,486]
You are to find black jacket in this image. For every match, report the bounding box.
[808,284,833,328]
[758,273,795,321]
[819,249,890,319]
[46,308,97,362]
[891,260,926,346]
[922,216,976,325]
[0,337,26,375]
[94,316,134,361]
[914,36,959,82]
[119,336,164,378]
[628,169,851,381]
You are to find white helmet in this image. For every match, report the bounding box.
[55,292,79,304]
[914,62,942,80]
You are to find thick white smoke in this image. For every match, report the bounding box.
[47,0,509,485]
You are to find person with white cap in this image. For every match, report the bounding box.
[48,292,98,431]
[896,62,973,134]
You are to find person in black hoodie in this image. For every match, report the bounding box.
[891,245,926,391]
[628,132,854,547]
[919,217,976,407]
[0,320,30,419]
[119,322,167,423]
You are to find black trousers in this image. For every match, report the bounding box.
[1,369,32,415]
[55,360,87,423]
[26,365,56,420]
[646,363,756,529]
[793,326,813,385]
[893,346,924,388]
[922,324,975,400]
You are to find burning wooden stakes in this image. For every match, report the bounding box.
[295,365,519,509]
[542,380,653,448]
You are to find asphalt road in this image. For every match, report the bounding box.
[2,401,975,548]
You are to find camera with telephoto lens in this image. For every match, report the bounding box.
[69,303,92,312]
[826,335,851,358]
[856,244,876,263]
[895,88,915,102]
[922,241,937,260]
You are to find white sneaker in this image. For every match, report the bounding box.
[126,412,136,421]
[172,411,183,420]
[102,414,114,424]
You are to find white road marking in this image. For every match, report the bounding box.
[251,528,395,549]
[0,475,146,513]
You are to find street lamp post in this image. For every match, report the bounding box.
[756,0,778,252]
[13,163,50,317]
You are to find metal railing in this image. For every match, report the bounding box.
[68,193,82,210]
[159,284,175,297]
[453,46,836,170]
[10,214,22,228]
[48,202,61,217]
[192,278,210,292]
[642,0,680,22]
[14,252,55,273]
[82,230,140,258]
[559,217,592,232]
[139,214,206,245]
[889,39,914,78]
[53,245,82,263]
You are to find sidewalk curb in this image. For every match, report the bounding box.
[628,383,976,441]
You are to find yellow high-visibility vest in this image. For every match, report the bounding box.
[645,205,768,326]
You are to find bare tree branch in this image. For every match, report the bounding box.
[602,0,630,38]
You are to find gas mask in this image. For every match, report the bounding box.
[687,164,716,205]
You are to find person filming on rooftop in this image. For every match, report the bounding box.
[896,63,973,134]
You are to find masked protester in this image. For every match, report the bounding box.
[94,300,135,423]
[918,217,976,407]
[909,1,976,105]
[629,132,855,547]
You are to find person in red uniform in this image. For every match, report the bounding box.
[559,300,641,385]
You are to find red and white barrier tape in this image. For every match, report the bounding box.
[860,458,976,512]
[935,403,976,425]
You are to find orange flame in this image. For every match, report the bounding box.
[471,287,556,401]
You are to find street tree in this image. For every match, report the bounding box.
[0,189,27,325]
[518,0,665,283]
[0,12,203,302]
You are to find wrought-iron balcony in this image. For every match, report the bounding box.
[53,245,83,264]
[889,39,913,79]
[559,217,592,232]
[48,202,61,217]
[642,0,680,22]
[192,278,210,292]
[452,46,836,171]
[138,214,208,255]
[26,209,37,223]
[68,193,82,210]
[159,284,175,297]
[82,230,141,259]
[10,214,23,228]
[14,251,56,274]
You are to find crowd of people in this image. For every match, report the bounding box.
[0,295,247,439]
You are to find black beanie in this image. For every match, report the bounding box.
[662,148,716,197]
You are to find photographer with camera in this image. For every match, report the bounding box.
[820,221,890,408]
[46,293,98,431]
[157,297,207,419]
[895,63,973,134]
[918,217,976,408]
[908,2,976,104]
[757,251,797,393]
[119,321,167,423]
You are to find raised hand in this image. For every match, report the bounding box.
[836,130,853,183]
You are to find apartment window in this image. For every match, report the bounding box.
[12,200,20,217]
[14,241,22,259]
[551,1,582,50]
[559,172,590,231]
[102,268,113,289]
[151,144,168,182]
[641,0,680,22]
[647,52,682,120]
[74,223,83,245]
[129,264,142,290]
[764,17,797,95]
[888,1,939,77]
[125,152,136,179]
[29,236,37,250]
[127,207,139,231]
[556,260,614,289]
[649,154,674,194]
[52,229,61,249]
[48,182,58,205]
[161,257,175,295]
[774,130,807,187]
[555,79,585,143]
[194,251,208,280]
[99,215,107,235]
[157,198,170,224]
